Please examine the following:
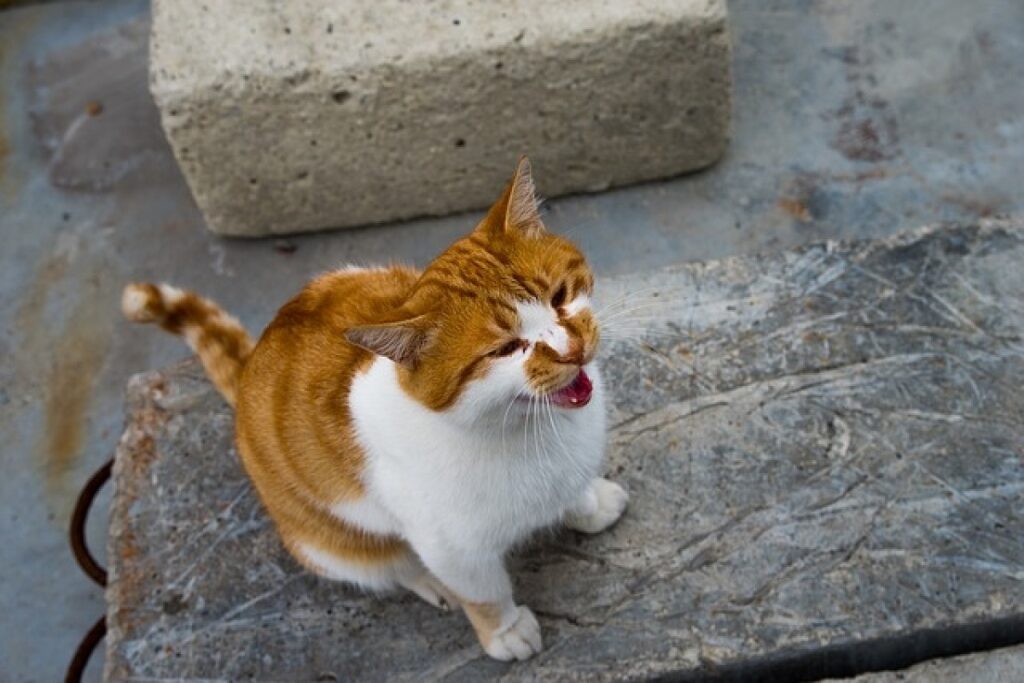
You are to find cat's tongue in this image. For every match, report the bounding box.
[551,369,593,409]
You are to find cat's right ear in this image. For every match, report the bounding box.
[344,316,433,367]
[477,156,545,240]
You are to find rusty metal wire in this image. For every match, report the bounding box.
[65,458,112,683]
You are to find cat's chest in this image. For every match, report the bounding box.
[367,420,601,544]
[349,359,606,538]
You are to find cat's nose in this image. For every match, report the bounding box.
[557,341,585,366]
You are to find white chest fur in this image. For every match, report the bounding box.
[344,358,607,554]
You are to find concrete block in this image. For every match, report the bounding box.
[149,0,732,236]
[105,220,1024,680]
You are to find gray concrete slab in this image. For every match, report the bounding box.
[106,221,1024,681]
[2,1,1024,681]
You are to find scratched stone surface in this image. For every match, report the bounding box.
[105,221,1024,681]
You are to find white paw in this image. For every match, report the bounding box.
[484,606,543,661]
[566,478,629,534]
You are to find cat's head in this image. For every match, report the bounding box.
[346,157,601,421]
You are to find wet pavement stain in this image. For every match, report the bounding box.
[778,196,812,223]
[41,283,110,498]
[822,45,901,163]
[0,132,9,192]
[15,233,118,509]
[0,41,9,198]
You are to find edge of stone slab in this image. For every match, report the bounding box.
[663,613,1024,683]
[104,362,224,683]
[603,216,1024,287]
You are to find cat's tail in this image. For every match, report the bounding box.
[121,283,254,407]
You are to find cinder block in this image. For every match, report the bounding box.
[149,0,732,236]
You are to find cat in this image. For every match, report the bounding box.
[122,157,628,661]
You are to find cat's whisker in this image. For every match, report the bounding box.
[600,317,677,329]
[593,283,685,311]
[501,380,531,453]
[597,278,675,297]
[603,322,681,330]
[600,327,686,342]
[544,398,590,483]
[594,295,666,319]
[523,393,535,456]
[597,314,675,333]
[597,303,677,324]
[597,299,675,316]
[601,324,683,335]
[542,397,568,458]
[532,394,543,462]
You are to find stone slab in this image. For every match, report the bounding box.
[835,645,1024,682]
[149,0,732,236]
[105,220,1024,681]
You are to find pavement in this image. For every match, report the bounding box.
[1,0,1022,681]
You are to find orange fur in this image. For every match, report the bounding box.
[123,157,602,652]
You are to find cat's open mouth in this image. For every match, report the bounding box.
[549,369,593,409]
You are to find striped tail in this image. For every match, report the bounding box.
[122,283,254,407]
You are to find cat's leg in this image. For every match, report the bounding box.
[293,539,409,591]
[294,539,455,610]
[412,539,542,661]
[564,476,629,534]
[394,562,457,611]
[324,496,458,609]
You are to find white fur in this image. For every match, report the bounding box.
[298,542,421,591]
[329,496,401,536]
[313,290,617,662]
[564,293,591,317]
[120,285,150,319]
[486,603,543,661]
[335,264,390,274]
[158,283,185,304]
[516,300,570,356]
[565,477,629,534]
[341,355,607,604]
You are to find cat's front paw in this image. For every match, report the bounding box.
[566,478,628,534]
[483,605,543,661]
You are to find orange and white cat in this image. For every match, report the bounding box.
[122,158,627,661]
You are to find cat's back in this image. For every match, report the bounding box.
[235,266,420,502]
[242,264,420,385]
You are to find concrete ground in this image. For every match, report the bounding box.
[0,0,1021,681]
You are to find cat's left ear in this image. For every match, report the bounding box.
[344,315,434,368]
[479,156,545,239]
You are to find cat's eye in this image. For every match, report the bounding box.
[551,284,567,309]
[492,339,526,357]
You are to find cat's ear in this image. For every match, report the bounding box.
[504,156,545,237]
[479,156,545,239]
[344,316,433,367]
